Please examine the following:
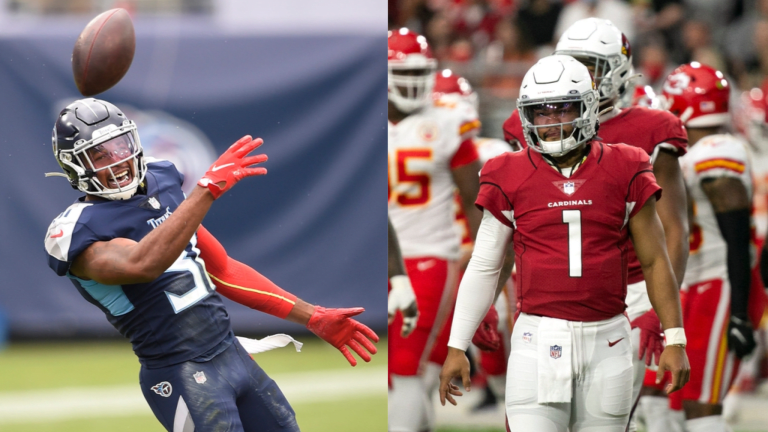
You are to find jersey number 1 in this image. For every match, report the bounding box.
[562,210,582,277]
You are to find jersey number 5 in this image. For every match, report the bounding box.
[562,210,582,277]
[389,149,432,206]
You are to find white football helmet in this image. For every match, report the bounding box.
[517,55,600,157]
[388,28,437,113]
[554,18,633,105]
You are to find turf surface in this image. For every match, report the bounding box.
[0,335,386,432]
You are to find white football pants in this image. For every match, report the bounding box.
[505,313,634,431]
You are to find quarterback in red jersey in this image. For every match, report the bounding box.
[439,55,690,431]
[504,18,689,431]
[387,29,483,432]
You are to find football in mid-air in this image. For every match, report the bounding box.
[72,8,135,97]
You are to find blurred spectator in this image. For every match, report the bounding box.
[426,11,456,60]
[682,20,725,70]
[517,0,564,47]
[481,17,537,98]
[726,0,768,87]
[636,38,675,90]
[555,0,635,42]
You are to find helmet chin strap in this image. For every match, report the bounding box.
[44,172,69,178]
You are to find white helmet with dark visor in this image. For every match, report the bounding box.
[517,55,600,157]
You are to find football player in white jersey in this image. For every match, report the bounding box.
[662,62,759,432]
[388,29,484,432]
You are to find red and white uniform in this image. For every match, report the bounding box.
[459,142,660,429]
[678,134,755,404]
[503,106,687,318]
[478,142,660,321]
[388,99,480,376]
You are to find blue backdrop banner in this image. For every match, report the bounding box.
[0,22,387,337]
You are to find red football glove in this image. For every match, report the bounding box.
[306,306,379,366]
[472,305,501,352]
[631,309,664,367]
[198,135,268,199]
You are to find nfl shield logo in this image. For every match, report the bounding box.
[550,345,562,359]
[563,182,575,195]
[522,332,532,343]
[148,197,161,210]
[193,371,207,384]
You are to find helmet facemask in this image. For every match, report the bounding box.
[567,53,630,106]
[519,91,599,157]
[388,61,437,113]
[56,120,147,200]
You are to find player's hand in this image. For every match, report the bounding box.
[439,347,471,406]
[472,305,501,352]
[656,345,690,394]
[306,306,379,366]
[728,314,756,359]
[198,135,267,199]
[388,276,419,337]
[630,309,664,367]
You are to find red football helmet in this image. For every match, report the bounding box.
[432,69,478,111]
[388,28,437,113]
[735,86,768,149]
[661,62,730,127]
[631,85,662,109]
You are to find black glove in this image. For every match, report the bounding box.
[728,314,756,359]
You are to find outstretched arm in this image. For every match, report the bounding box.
[196,225,379,366]
[71,136,267,285]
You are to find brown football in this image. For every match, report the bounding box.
[72,9,135,97]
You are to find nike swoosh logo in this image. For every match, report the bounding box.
[50,229,64,239]
[608,338,624,347]
[416,259,436,272]
[211,163,234,172]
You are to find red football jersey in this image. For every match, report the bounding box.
[476,143,661,322]
[502,106,687,283]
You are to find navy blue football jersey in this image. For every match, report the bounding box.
[45,159,233,368]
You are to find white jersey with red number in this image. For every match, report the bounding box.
[681,133,756,285]
[388,100,480,260]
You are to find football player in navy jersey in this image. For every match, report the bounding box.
[44,98,379,432]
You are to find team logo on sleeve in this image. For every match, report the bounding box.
[193,371,207,384]
[552,179,585,196]
[151,381,173,397]
[550,345,562,359]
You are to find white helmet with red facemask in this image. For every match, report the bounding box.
[661,62,730,127]
[433,69,479,111]
[388,28,438,113]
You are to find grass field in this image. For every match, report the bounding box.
[0,335,386,432]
